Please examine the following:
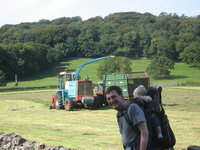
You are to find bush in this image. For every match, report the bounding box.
[146,56,175,79]
[97,56,132,79]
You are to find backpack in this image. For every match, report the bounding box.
[157,87,176,149]
[125,86,176,149]
[124,99,153,150]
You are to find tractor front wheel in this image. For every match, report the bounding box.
[55,92,64,109]
[65,98,74,111]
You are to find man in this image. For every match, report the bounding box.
[105,86,149,150]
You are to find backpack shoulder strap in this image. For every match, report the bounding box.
[158,86,163,105]
[124,101,151,149]
[116,101,135,128]
[116,102,135,132]
[124,100,145,129]
[124,107,133,127]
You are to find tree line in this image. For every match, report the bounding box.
[0,12,200,85]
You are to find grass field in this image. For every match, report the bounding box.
[1,58,200,88]
[0,86,200,150]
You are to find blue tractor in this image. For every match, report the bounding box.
[50,56,114,111]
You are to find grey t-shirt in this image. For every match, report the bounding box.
[117,103,146,148]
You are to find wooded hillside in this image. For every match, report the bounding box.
[0,12,200,81]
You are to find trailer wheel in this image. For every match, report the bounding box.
[96,94,108,107]
[65,98,73,111]
[55,92,64,109]
[101,95,108,106]
[92,96,101,109]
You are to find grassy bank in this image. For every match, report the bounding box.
[0,86,200,149]
[1,58,200,89]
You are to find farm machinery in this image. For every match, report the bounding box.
[102,72,150,101]
[50,56,114,111]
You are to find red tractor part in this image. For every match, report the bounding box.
[65,98,73,111]
[50,95,56,109]
[96,91,103,95]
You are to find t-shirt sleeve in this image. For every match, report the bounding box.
[127,103,146,126]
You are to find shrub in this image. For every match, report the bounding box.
[97,56,132,79]
[146,56,175,79]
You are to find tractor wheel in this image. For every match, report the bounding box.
[55,92,64,109]
[101,95,108,106]
[65,98,74,111]
[96,94,108,107]
[92,96,101,110]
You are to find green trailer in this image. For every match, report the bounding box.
[103,72,150,100]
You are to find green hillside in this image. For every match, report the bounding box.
[1,58,200,89]
[1,12,200,82]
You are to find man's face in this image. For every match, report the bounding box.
[106,90,124,110]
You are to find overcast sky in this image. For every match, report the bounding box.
[1,0,200,27]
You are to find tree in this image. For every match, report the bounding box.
[113,47,132,57]
[0,69,6,86]
[122,31,141,57]
[179,42,200,67]
[77,24,101,57]
[97,57,132,79]
[138,29,151,57]
[0,44,17,80]
[176,33,195,54]
[146,56,175,79]
[149,37,178,61]
[0,42,56,79]
[54,41,76,58]
[99,33,117,56]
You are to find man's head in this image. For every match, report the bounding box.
[133,85,147,98]
[105,86,126,111]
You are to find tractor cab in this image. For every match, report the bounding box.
[57,71,75,89]
[60,71,75,81]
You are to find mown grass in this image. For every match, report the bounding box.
[0,86,200,150]
[1,58,200,88]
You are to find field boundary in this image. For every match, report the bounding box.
[0,85,56,92]
[0,83,180,92]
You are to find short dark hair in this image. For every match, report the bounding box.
[105,86,122,96]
